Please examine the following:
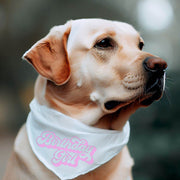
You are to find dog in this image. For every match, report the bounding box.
[3,18,167,180]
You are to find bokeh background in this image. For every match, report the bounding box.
[0,0,179,179]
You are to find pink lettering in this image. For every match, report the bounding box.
[36,131,96,167]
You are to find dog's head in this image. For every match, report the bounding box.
[23,19,167,127]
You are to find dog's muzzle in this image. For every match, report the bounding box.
[141,56,167,105]
[104,57,167,111]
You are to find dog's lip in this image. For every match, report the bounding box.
[103,99,136,113]
[104,100,125,112]
[141,88,164,106]
[103,75,166,113]
[141,75,165,106]
[103,94,154,113]
[103,76,165,112]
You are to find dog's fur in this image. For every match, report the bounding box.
[3,19,167,180]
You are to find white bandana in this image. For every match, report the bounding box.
[26,99,130,180]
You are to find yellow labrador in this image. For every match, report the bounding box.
[3,19,167,180]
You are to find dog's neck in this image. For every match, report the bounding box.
[34,76,104,125]
[35,76,139,130]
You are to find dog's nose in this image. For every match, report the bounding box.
[143,56,167,98]
[143,57,167,73]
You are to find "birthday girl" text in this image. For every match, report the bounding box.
[36,131,96,167]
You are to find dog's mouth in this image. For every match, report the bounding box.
[104,74,166,112]
[104,101,124,111]
[104,99,135,112]
[104,93,159,112]
[141,71,166,106]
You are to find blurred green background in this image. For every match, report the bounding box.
[0,0,179,179]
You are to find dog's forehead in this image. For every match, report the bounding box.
[72,19,137,34]
[67,19,138,51]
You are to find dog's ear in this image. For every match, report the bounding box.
[22,23,71,85]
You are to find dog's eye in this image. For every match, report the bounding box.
[139,41,144,50]
[94,38,113,49]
